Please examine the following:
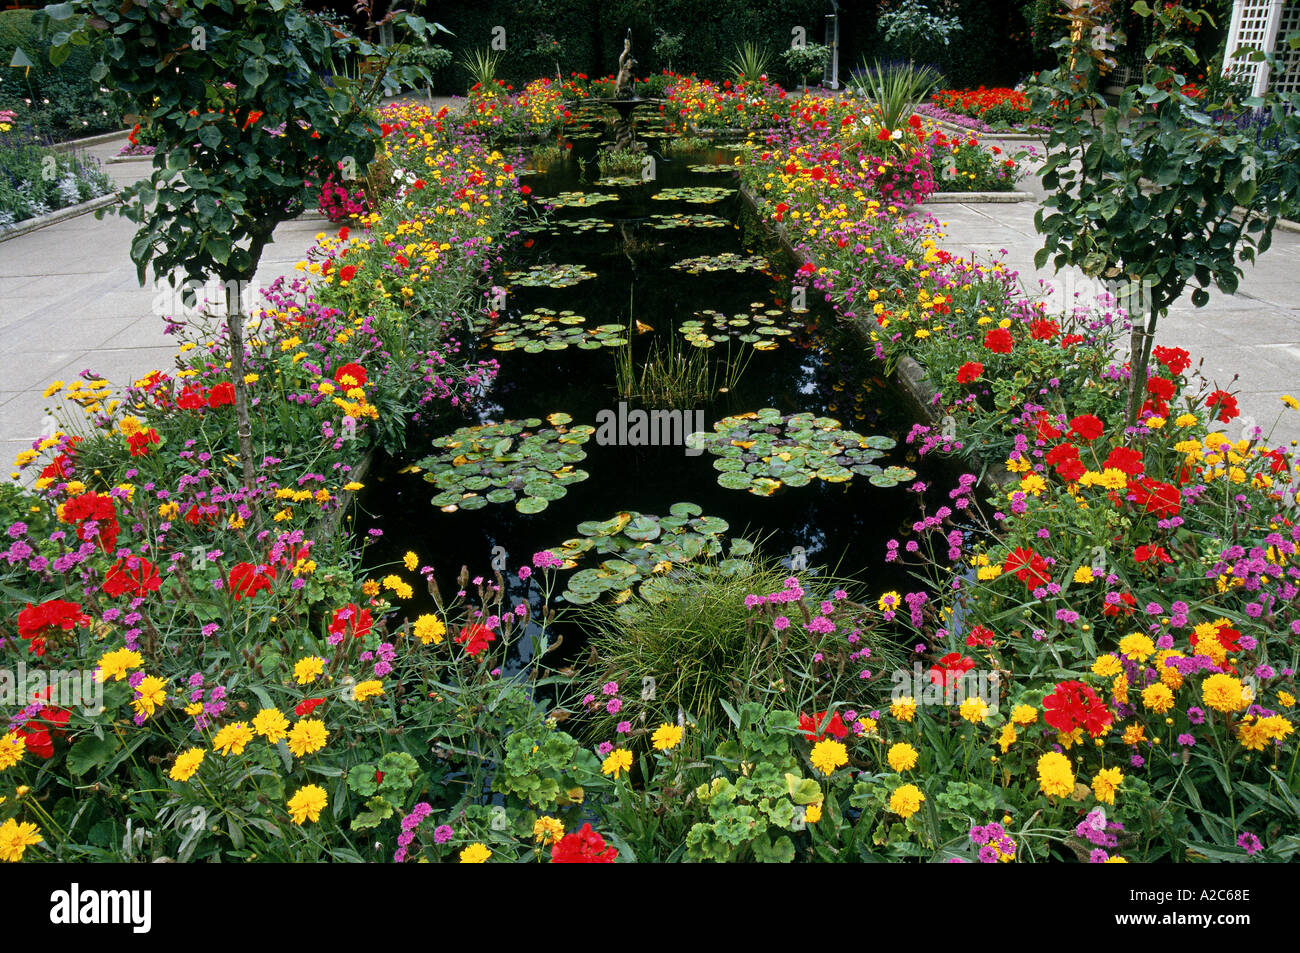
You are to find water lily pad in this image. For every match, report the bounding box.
[671,252,769,275]
[548,191,617,207]
[646,212,730,230]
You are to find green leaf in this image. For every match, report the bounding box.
[67,735,121,776]
[244,59,270,88]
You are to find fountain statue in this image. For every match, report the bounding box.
[614,29,636,99]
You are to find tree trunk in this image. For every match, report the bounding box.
[225,282,258,492]
[1126,305,1162,428]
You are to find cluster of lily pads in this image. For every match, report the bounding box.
[700,409,916,496]
[543,503,754,604]
[504,263,598,288]
[645,212,729,230]
[670,252,769,275]
[417,414,594,514]
[547,191,618,208]
[484,308,629,352]
[519,217,612,235]
[594,175,643,188]
[687,163,739,174]
[678,302,800,351]
[651,186,732,204]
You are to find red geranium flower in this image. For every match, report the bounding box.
[208,381,235,408]
[965,625,995,648]
[62,491,119,552]
[551,823,618,863]
[328,603,373,640]
[16,599,90,656]
[228,561,275,601]
[338,264,358,283]
[102,557,162,599]
[295,698,326,716]
[1127,477,1182,518]
[1206,390,1239,423]
[929,652,976,688]
[1043,680,1113,736]
[1146,376,1175,402]
[1133,544,1173,564]
[983,327,1014,354]
[1035,412,1063,442]
[456,623,496,657]
[798,711,849,742]
[177,384,209,410]
[1004,547,1051,589]
[1152,345,1191,376]
[956,361,983,384]
[1028,318,1060,340]
[1102,592,1138,617]
[127,428,161,457]
[334,363,368,389]
[1103,445,1145,476]
[1045,442,1085,481]
[1067,414,1104,441]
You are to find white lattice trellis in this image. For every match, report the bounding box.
[1222,0,1299,96]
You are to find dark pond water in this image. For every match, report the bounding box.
[354,105,958,665]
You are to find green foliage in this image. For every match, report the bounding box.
[781,42,830,88]
[0,8,123,141]
[851,60,942,132]
[460,48,502,91]
[724,41,774,84]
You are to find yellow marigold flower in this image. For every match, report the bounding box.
[42,381,64,399]
[810,738,848,776]
[96,647,143,682]
[212,722,254,756]
[959,696,990,723]
[1122,723,1145,745]
[1073,565,1095,584]
[1202,673,1249,713]
[184,702,204,717]
[1141,683,1175,714]
[1092,654,1122,678]
[997,724,1017,753]
[382,574,414,600]
[459,842,492,863]
[890,696,917,722]
[652,723,684,751]
[252,708,290,744]
[1145,417,1166,429]
[1037,751,1075,798]
[169,748,205,782]
[601,748,633,779]
[403,551,419,571]
[413,614,445,645]
[1118,633,1156,662]
[1005,455,1031,473]
[1092,766,1123,805]
[1104,855,1129,863]
[0,818,43,863]
[131,675,167,719]
[354,680,384,703]
[1019,473,1047,496]
[858,716,878,735]
[287,784,328,824]
[1175,413,1198,427]
[1279,691,1296,708]
[118,415,142,437]
[534,816,564,845]
[888,783,925,818]
[344,481,365,492]
[294,656,326,685]
[887,742,919,772]
[361,578,380,596]
[803,800,823,824]
[287,719,329,758]
[976,564,1004,580]
[1282,395,1300,410]
[1011,704,1038,726]
[0,733,26,770]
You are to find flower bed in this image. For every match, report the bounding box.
[0,108,113,231]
